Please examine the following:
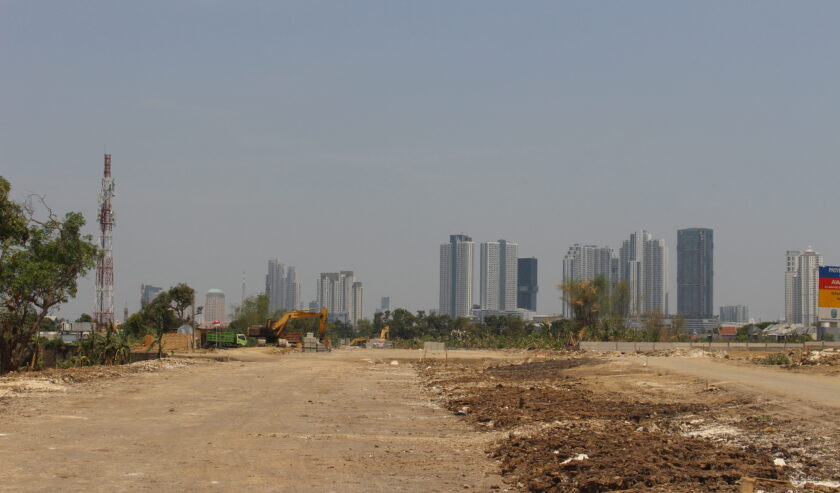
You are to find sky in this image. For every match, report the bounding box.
[2,1,839,322]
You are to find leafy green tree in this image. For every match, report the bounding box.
[326,319,354,340]
[121,312,148,339]
[120,284,199,358]
[0,179,97,372]
[228,294,269,331]
[388,308,418,339]
[354,318,374,337]
[143,293,177,359]
[75,313,94,323]
[373,310,391,332]
[168,283,198,324]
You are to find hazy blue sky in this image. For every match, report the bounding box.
[2,1,838,321]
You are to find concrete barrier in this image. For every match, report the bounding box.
[579,341,835,352]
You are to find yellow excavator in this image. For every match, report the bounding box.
[349,326,389,347]
[263,307,329,348]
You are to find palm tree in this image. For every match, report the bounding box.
[558,280,602,348]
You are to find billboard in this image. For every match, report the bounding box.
[819,266,840,321]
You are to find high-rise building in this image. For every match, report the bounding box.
[140,284,162,308]
[380,296,390,312]
[784,250,801,323]
[562,244,617,317]
[317,271,363,324]
[796,247,823,327]
[783,248,825,326]
[720,305,749,323]
[517,257,538,311]
[265,260,300,315]
[352,282,363,324]
[204,289,226,323]
[619,231,667,316]
[480,240,518,311]
[439,234,474,318]
[563,245,615,284]
[677,228,714,318]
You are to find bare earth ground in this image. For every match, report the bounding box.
[0,348,514,493]
[419,351,840,492]
[1,348,840,492]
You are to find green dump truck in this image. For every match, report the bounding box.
[206,331,248,348]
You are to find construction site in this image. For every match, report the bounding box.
[1,345,840,492]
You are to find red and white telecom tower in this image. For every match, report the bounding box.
[94,154,116,330]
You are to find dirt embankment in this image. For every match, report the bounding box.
[418,355,838,492]
[0,358,213,400]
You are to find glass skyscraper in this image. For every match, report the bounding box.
[677,228,714,318]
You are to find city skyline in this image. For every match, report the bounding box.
[4,2,839,322]
[316,271,363,324]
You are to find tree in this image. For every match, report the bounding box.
[558,280,602,348]
[354,318,374,337]
[228,294,269,331]
[389,308,418,339]
[168,283,198,324]
[144,293,176,359]
[641,311,667,342]
[0,180,97,373]
[120,284,199,358]
[75,313,94,323]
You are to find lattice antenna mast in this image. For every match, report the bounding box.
[94,154,116,330]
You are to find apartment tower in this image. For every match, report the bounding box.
[480,240,518,312]
[204,289,226,323]
[440,234,474,318]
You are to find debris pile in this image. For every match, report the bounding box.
[0,357,210,398]
[420,358,789,492]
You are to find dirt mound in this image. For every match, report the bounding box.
[0,357,211,396]
[485,358,602,380]
[419,356,795,492]
[802,350,840,366]
[446,383,706,430]
[492,423,783,492]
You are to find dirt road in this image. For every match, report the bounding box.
[644,356,840,408]
[0,349,510,492]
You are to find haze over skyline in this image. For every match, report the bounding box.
[2,1,838,321]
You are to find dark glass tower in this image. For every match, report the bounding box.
[677,228,714,318]
[516,257,538,311]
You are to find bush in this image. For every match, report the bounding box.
[759,353,790,366]
[70,328,131,366]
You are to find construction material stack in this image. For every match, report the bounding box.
[302,332,329,352]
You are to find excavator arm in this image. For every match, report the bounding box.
[266,307,329,347]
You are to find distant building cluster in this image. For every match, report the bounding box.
[562,230,667,317]
[439,234,538,319]
[266,260,301,315]
[317,271,363,324]
[720,305,749,323]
